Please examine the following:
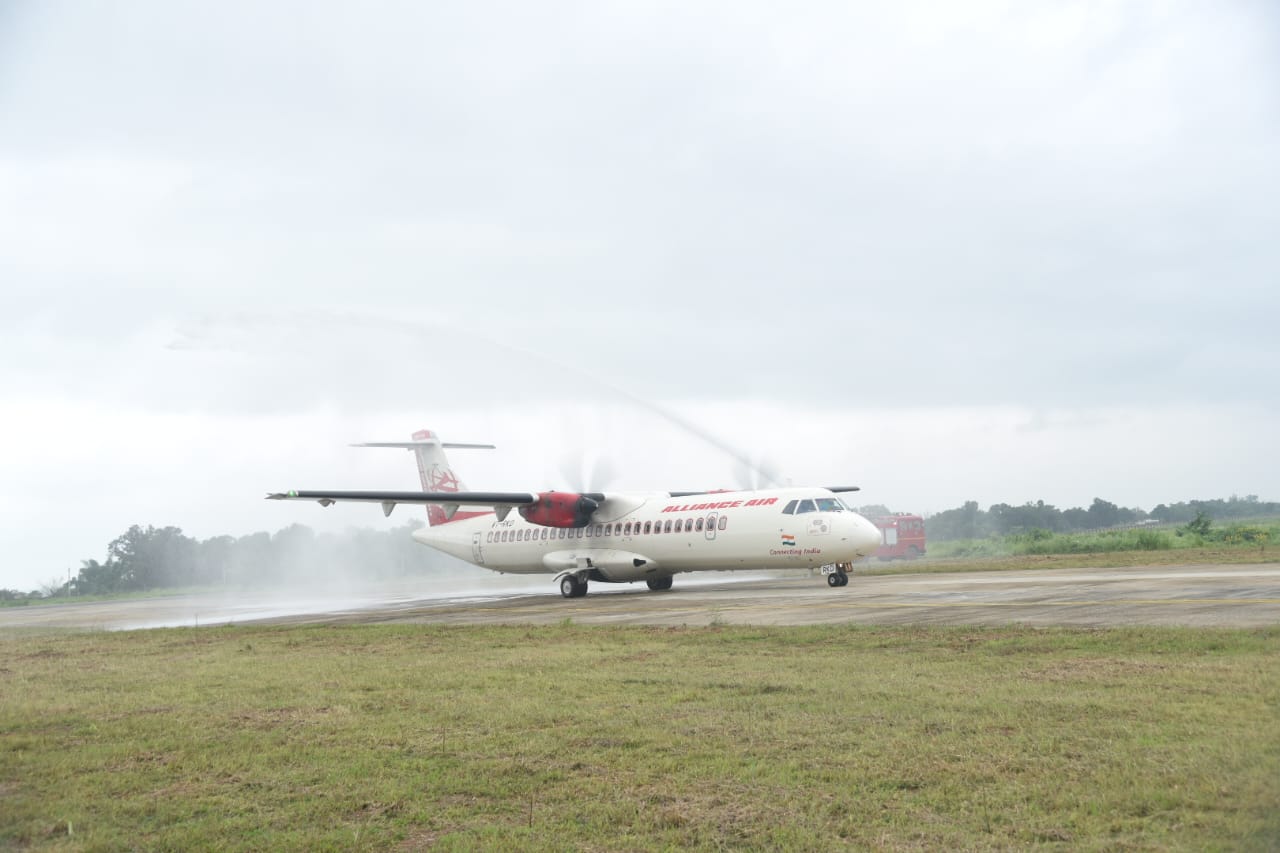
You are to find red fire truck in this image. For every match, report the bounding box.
[872,514,927,560]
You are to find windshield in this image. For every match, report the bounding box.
[782,496,849,514]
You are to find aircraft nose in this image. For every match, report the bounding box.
[849,513,881,558]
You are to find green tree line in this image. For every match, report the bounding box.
[919,494,1279,542]
[4,521,469,600]
[4,494,1277,600]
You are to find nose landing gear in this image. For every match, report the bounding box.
[821,563,852,587]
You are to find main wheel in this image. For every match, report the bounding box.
[839,573,850,586]
[827,573,841,587]
[646,576,673,591]
[560,576,579,598]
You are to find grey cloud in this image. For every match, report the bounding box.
[1,1,1276,415]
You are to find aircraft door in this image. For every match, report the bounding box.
[472,531,485,564]
[705,512,718,541]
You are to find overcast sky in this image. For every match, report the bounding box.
[2,1,1277,591]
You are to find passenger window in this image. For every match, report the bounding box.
[696,518,704,532]
[718,516,727,530]
[782,500,798,515]
[674,519,683,533]
[624,522,632,535]
[796,500,816,514]
[594,524,603,536]
[644,521,652,534]
[605,524,613,536]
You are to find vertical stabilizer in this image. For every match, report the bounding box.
[353,429,495,526]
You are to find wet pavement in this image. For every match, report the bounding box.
[3,563,1278,630]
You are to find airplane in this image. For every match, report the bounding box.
[268,429,884,598]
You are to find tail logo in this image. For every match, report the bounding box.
[424,464,460,493]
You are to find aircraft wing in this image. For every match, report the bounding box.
[266,489,542,519]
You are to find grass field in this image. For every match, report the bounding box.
[924,521,1279,565]
[3,624,1277,850]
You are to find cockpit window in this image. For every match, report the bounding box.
[782,500,798,515]
[795,499,817,514]
[815,498,843,512]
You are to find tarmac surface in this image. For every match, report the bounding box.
[3,562,1279,630]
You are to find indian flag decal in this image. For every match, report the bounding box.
[781,533,796,546]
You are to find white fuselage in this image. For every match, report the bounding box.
[411,487,882,583]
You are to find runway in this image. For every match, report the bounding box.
[3,562,1278,630]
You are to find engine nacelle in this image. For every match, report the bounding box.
[518,491,599,528]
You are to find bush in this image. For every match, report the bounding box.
[1134,530,1172,551]
[1183,511,1212,537]
[1222,525,1271,546]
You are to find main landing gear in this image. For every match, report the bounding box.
[560,574,588,598]
[822,563,851,587]
[559,574,675,597]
